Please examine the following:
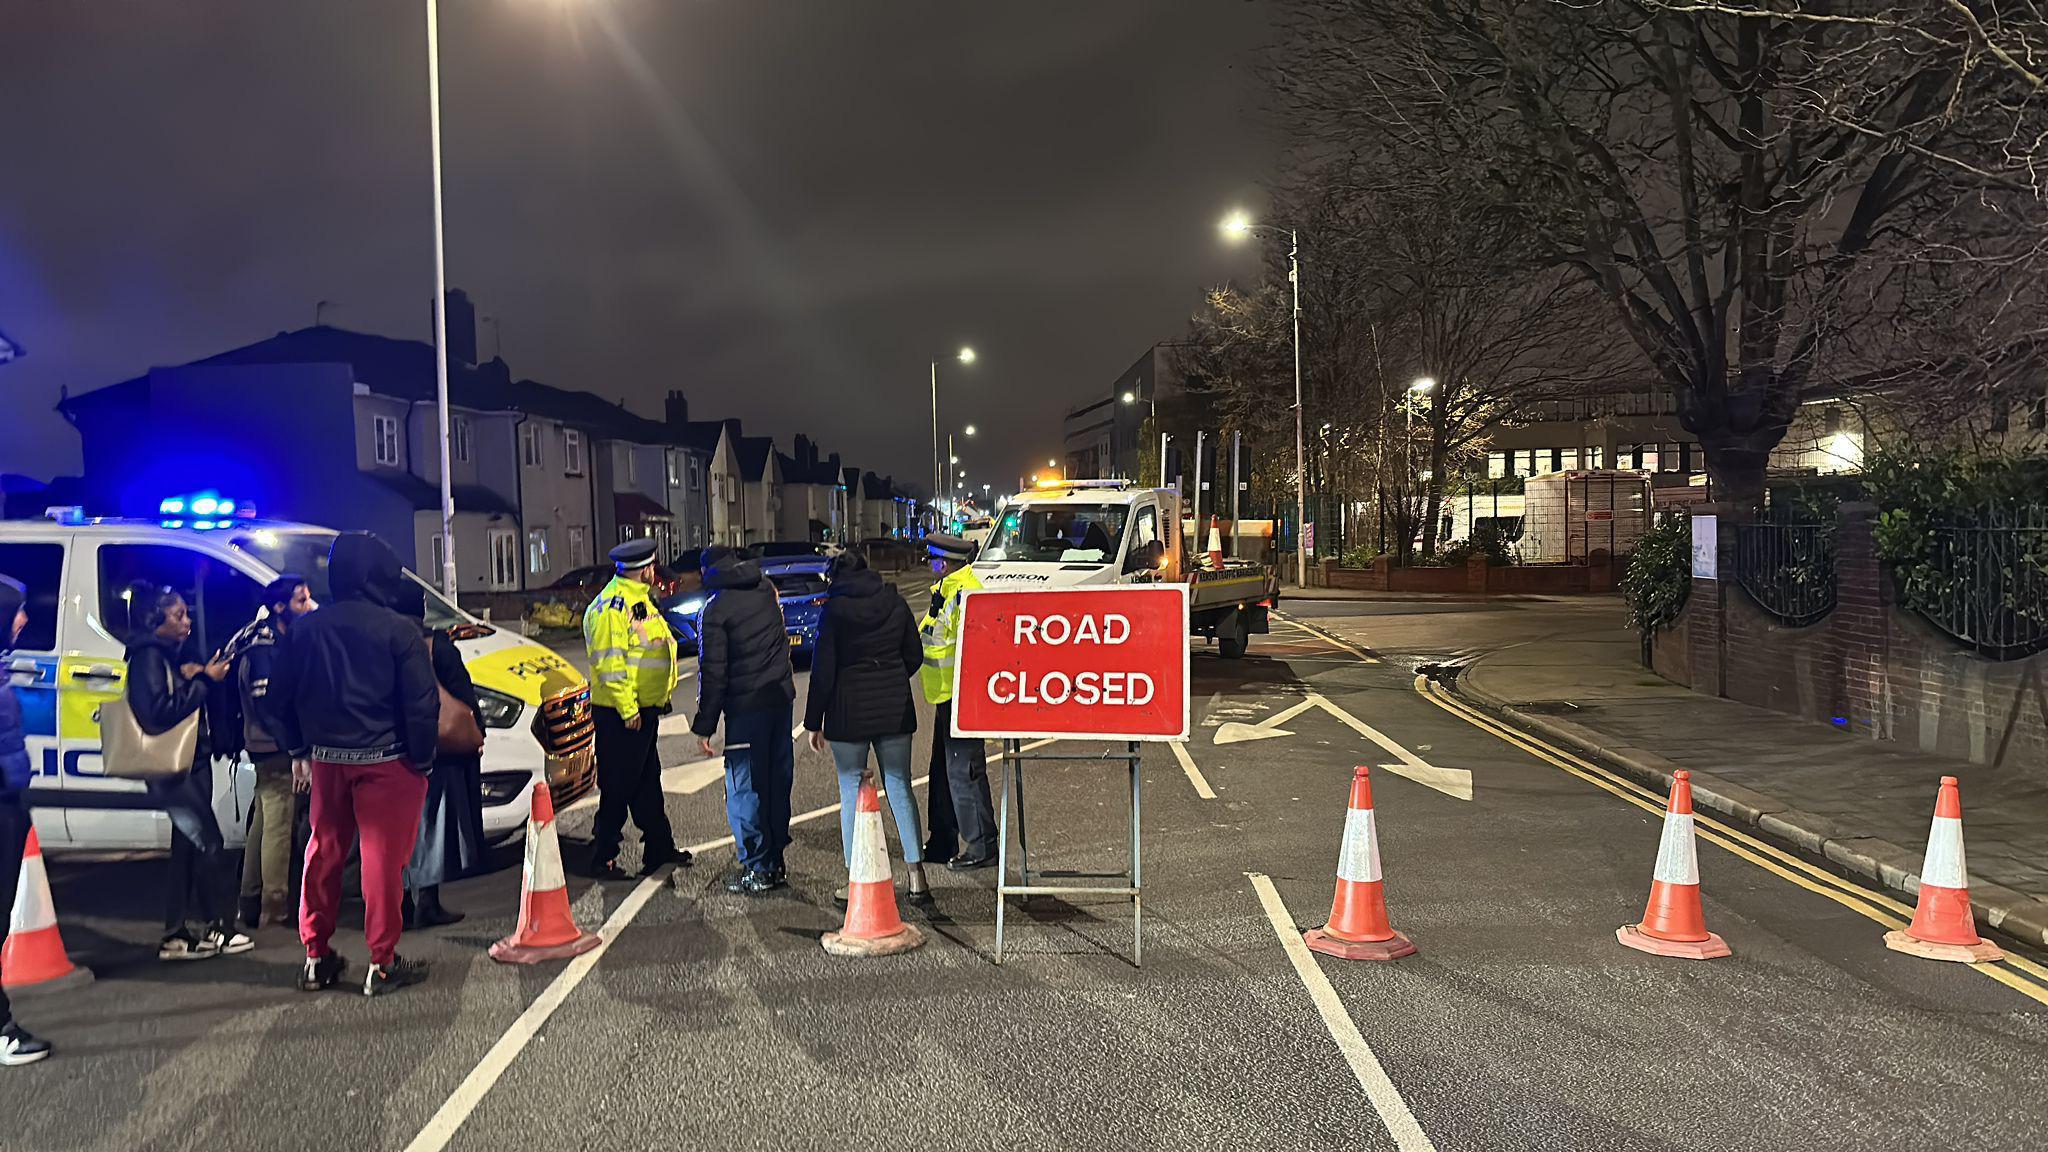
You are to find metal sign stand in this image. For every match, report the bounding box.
[993,738,1144,966]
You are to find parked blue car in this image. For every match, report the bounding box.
[759,553,832,658]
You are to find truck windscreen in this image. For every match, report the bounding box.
[982,504,1131,564]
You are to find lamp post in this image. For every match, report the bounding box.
[425,0,458,594]
[1222,210,1305,587]
[932,346,975,521]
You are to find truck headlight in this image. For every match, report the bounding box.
[477,687,524,729]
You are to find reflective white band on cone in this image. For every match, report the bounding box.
[1920,815,1967,890]
[1336,807,1383,884]
[13,855,57,933]
[849,809,892,886]
[526,814,567,894]
[1651,812,1699,886]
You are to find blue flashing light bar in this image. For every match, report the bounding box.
[160,498,186,515]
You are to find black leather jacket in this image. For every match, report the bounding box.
[124,632,210,769]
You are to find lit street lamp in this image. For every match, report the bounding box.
[1223,209,1305,588]
[426,0,457,593]
[932,346,976,521]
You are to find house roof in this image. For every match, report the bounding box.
[680,420,726,454]
[369,472,518,517]
[735,436,776,481]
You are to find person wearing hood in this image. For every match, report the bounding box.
[388,579,486,928]
[803,550,929,903]
[225,574,316,930]
[123,582,254,961]
[271,532,440,997]
[0,575,54,1065]
[691,545,797,895]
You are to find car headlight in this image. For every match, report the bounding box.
[476,687,524,729]
[672,597,705,615]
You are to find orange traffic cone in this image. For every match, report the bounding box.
[1885,776,2003,963]
[489,784,602,965]
[822,780,926,958]
[2,828,94,994]
[1206,524,1225,568]
[1304,767,1416,961]
[1618,770,1730,959]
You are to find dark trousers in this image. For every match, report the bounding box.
[925,702,995,859]
[591,706,676,865]
[723,702,793,873]
[0,795,29,1024]
[147,761,229,935]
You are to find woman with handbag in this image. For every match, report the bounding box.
[123,582,254,961]
[389,581,486,928]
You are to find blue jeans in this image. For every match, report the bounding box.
[723,703,794,873]
[830,735,921,868]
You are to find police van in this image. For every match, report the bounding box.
[0,507,596,854]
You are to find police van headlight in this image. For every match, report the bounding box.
[476,688,524,729]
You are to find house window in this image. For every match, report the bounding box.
[625,449,637,486]
[567,526,589,568]
[564,429,585,476]
[453,417,472,463]
[489,529,518,590]
[431,535,446,588]
[372,414,401,466]
[666,452,681,488]
[521,423,543,469]
[527,528,551,575]
[688,457,703,491]
[1487,451,1506,479]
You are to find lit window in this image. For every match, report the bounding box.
[527,527,550,575]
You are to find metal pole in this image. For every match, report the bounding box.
[1159,431,1170,489]
[427,0,458,595]
[1290,229,1306,589]
[930,360,941,522]
[1192,430,1205,549]
[1231,430,1242,560]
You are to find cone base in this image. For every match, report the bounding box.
[489,930,602,966]
[822,923,926,958]
[1,962,96,997]
[1304,927,1416,962]
[1884,929,2003,964]
[1617,923,1730,960]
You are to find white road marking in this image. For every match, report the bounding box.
[1247,872,1438,1152]
[407,730,1057,1151]
[1169,741,1216,799]
[1304,693,1473,802]
[1279,617,1379,663]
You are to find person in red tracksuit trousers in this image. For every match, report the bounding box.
[273,533,440,997]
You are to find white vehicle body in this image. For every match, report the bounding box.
[972,480,1277,657]
[0,517,595,854]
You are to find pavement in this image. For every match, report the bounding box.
[5,590,2046,1150]
[1306,596,2048,951]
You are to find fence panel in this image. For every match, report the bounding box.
[1915,507,2048,660]
[1734,521,1837,626]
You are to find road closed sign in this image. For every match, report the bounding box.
[951,585,1190,742]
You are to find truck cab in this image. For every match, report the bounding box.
[973,479,1274,656]
[0,511,595,853]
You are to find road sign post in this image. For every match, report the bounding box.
[951,586,1190,965]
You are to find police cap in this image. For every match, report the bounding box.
[610,538,661,570]
[925,534,977,563]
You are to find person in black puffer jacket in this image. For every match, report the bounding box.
[690,546,796,894]
[0,575,54,1065]
[803,552,928,901]
[124,583,253,963]
[271,532,439,997]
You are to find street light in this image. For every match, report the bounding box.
[1221,208,1306,588]
[964,424,977,437]
[1121,391,1135,404]
[932,346,976,518]
[426,0,457,593]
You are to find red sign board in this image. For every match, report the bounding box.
[951,586,1190,742]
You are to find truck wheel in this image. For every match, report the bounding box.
[1219,619,1248,659]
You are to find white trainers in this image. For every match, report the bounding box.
[157,932,221,961]
[202,928,256,956]
[0,1023,52,1067]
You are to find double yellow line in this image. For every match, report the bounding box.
[1413,673,2048,1008]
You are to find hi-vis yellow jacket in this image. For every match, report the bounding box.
[583,574,679,721]
[919,564,982,706]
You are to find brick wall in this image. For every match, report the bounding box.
[1671,501,2048,771]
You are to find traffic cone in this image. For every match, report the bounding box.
[1304,767,1416,961]
[489,784,602,965]
[822,780,926,958]
[2,828,95,995]
[1618,770,1730,959]
[1206,524,1225,567]
[1885,776,2003,963]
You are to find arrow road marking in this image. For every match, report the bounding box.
[1212,694,1473,801]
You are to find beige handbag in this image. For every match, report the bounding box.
[97,692,201,780]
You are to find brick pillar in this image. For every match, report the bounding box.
[1832,502,1889,740]
[1467,552,1490,593]
[1684,504,1741,698]
[1372,555,1393,592]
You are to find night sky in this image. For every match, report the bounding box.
[0,1,1277,494]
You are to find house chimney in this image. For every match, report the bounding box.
[665,390,690,429]
[439,289,478,367]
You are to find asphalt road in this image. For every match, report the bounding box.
[6,594,2045,1151]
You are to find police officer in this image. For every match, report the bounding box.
[582,539,689,880]
[919,534,996,870]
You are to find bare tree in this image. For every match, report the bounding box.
[1269,0,2048,506]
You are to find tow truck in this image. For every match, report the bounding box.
[972,478,1278,658]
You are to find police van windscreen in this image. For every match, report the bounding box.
[981,504,1130,564]
[230,530,466,629]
